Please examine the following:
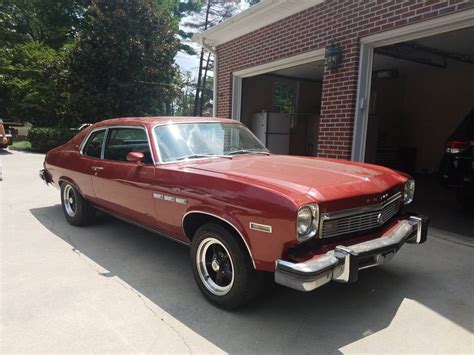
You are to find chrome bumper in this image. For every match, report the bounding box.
[275,215,429,292]
[39,169,51,184]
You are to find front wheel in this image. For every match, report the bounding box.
[60,183,96,226]
[191,223,263,309]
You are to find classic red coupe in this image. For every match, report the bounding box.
[40,117,428,309]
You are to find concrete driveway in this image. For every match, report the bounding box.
[1,150,473,353]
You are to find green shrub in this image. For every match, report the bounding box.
[28,127,75,153]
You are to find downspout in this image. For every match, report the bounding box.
[202,38,218,117]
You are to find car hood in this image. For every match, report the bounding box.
[187,155,405,204]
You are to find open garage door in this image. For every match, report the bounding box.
[237,59,324,156]
[364,26,474,237]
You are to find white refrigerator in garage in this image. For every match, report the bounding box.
[251,112,291,154]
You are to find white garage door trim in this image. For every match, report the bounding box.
[231,49,325,120]
[352,9,474,162]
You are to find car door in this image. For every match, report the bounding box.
[75,128,107,200]
[91,126,157,228]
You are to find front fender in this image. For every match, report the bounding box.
[182,206,256,268]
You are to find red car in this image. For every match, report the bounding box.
[40,117,428,309]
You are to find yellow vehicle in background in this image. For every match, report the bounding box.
[0,119,13,149]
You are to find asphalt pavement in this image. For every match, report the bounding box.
[1,150,473,353]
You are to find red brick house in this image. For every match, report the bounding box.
[194,0,474,175]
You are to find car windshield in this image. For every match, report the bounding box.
[154,122,269,162]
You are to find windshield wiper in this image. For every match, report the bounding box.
[176,153,232,161]
[227,149,271,156]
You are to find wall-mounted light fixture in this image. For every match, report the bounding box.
[325,43,342,71]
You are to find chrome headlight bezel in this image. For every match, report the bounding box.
[404,179,415,204]
[296,204,319,242]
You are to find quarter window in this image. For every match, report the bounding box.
[104,128,153,164]
[83,129,106,158]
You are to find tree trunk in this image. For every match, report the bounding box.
[193,0,212,116]
[199,52,212,116]
[193,48,205,116]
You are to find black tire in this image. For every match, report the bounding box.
[190,223,263,309]
[60,182,96,226]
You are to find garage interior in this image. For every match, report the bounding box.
[240,60,324,156]
[366,26,474,236]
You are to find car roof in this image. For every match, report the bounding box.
[91,116,239,129]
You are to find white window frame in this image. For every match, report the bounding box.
[352,9,474,162]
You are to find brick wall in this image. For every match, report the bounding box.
[216,0,473,159]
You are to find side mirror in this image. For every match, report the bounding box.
[127,151,144,164]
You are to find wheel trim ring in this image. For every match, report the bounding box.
[196,237,235,296]
[63,185,77,217]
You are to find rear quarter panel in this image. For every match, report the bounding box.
[44,130,95,198]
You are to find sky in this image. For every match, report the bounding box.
[176,47,200,75]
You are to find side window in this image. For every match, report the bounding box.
[83,130,106,158]
[104,127,153,164]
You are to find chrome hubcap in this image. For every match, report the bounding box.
[63,185,77,217]
[211,259,220,272]
[196,237,234,296]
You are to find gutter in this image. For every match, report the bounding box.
[201,38,218,117]
[192,0,325,47]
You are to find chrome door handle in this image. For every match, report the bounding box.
[91,166,104,171]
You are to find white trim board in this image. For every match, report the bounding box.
[233,49,325,78]
[193,0,325,47]
[361,8,474,47]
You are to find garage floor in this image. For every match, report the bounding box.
[1,150,473,353]
[410,174,474,239]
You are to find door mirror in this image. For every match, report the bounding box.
[126,151,144,163]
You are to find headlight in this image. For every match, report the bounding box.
[404,179,415,204]
[296,204,319,242]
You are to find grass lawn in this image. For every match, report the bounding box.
[9,137,32,151]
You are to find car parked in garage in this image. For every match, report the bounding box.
[439,108,474,206]
[40,117,429,309]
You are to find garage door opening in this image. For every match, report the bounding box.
[239,60,324,156]
[365,26,474,236]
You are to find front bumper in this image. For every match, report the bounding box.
[275,215,429,292]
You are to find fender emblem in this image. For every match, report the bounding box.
[249,222,272,234]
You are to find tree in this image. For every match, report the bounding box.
[0,41,67,125]
[183,0,241,116]
[173,71,195,116]
[65,0,180,123]
[0,0,88,49]
[173,70,213,116]
[0,0,87,124]
[155,0,203,56]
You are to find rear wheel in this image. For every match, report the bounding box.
[191,223,263,309]
[60,183,95,226]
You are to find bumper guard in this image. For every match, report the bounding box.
[39,169,52,185]
[275,215,429,292]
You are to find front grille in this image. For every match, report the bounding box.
[320,192,402,239]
